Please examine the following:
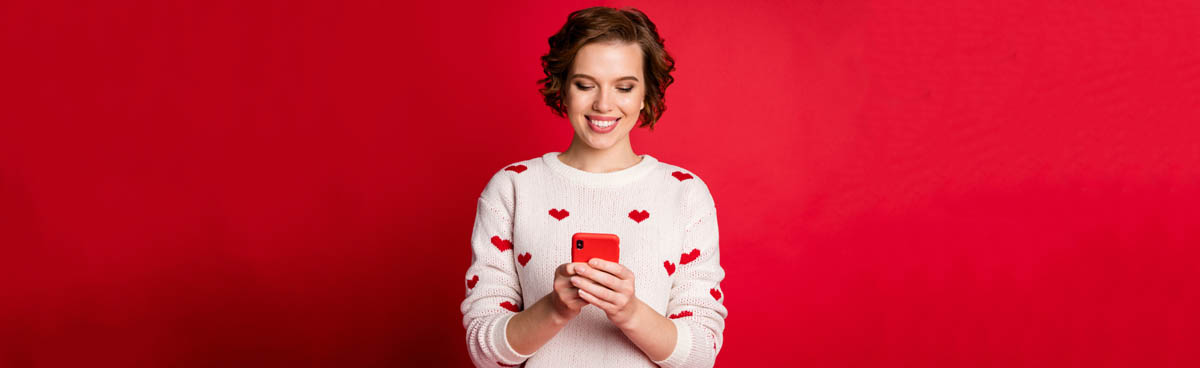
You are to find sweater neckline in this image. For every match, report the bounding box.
[542,151,658,188]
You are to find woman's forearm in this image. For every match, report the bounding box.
[506,294,570,355]
[507,294,676,360]
[619,298,677,361]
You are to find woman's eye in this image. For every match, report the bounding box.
[573,83,632,92]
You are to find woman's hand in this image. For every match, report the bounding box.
[570,258,641,329]
[547,262,590,324]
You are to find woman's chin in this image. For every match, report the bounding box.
[582,136,620,150]
[573,124,627,150]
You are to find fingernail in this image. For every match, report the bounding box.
[568,265,574,274]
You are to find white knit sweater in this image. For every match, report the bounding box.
[460,152,727,368]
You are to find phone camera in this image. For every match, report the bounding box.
[576,239,584,249]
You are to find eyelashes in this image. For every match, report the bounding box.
[574,83,633,93]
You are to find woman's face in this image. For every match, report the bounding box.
[563,41,646,151]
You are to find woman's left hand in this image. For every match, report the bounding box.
[570,258,641,329]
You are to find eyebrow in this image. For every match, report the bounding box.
[569,73,639,82]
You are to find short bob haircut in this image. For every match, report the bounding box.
[538,7,676,130]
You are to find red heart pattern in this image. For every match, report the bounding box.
[473,166,726,359]
[500,301,521,312]
[491,236,512,252]
[548,208,569,220]
[628,210,650,223]
[504,164,527,173]
[680,248,701,264]
[668,311,693,319]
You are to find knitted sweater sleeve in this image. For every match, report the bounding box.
[652,181,728,368]
[460,171,533,367]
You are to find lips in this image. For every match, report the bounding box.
[587,116,619,133]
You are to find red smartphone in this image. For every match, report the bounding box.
[572,232,620,264]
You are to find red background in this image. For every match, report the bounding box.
[2,0,1198,366]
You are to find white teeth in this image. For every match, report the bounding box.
[589,119,617,127]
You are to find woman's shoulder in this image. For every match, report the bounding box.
[485,154,545,180]
[476,154,546,208]
[653,157,705,182]
[648,157,716,212]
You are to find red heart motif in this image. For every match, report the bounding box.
[668,310,693,319]
[663,260,676,276]
[517,252,531,267]
[504,164,527,173]
[710,288,722,301]
[548,208,570,220]
[500,301,521,312]
[680,248,701,264]
[671,171,694,181]
[628,210,650,223]
[466,275,479,289]
[491,236,513,252]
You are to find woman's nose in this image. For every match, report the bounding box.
[592,88,613,112]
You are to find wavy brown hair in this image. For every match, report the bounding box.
[538,7,676,130]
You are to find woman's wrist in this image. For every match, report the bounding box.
[539,293,574,327]
[508,294,573,356]
[616,298,650,332]
[617,298,677,361]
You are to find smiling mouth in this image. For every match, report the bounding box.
[587,117,619,133]
[588,117,618,128]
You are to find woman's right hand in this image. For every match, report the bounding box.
[548,262,590,323]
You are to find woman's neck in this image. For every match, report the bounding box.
[558,136,642,173]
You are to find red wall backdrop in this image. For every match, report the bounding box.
[2,0,1198,366]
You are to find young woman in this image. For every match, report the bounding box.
[460,7,727,368]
